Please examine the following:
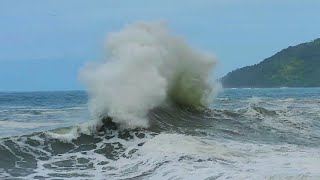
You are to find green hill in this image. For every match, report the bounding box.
[222,38,320,88]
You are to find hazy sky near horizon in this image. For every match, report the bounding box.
[1,0,320,91]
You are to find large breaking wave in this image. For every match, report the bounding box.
[1,89,320,179]
[80,21,219,128]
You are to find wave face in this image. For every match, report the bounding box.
[80,21,218,128]
[1,88,320,179]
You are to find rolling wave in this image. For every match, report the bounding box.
[80,21,220,129]
[1,100,320,179]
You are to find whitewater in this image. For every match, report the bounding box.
[80,21,218,129]
[0,22,320,180]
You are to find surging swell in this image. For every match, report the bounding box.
[1,101,319,178]
[80,21,220,129]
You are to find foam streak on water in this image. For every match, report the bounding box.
[1,129,320,180]
[1,22,320,179]
[0,88,320,179]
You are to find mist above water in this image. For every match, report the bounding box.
[80,21,219,128]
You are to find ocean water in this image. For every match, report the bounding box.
[0,88,320,179]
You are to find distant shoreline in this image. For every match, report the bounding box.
[221,38,320,88]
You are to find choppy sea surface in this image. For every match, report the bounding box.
[0,88,320,179]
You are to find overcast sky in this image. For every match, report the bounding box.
[1,0,320,91]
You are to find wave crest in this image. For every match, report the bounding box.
[80,21,219,128]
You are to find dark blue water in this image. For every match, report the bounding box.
[0,88,320,179]
[0,91,89,137]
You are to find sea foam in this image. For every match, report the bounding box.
[80,21,219,128]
